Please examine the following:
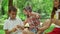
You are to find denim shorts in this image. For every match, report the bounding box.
[30,28,37,34]
[30,28,44,34]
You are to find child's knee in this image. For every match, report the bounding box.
[22,30,27,34]
[37,31,44,34]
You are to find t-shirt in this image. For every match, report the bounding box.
[3,17,24,34]
[26,12,40,30]
[55,9,60,19]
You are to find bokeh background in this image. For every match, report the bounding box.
[0,0,55,34]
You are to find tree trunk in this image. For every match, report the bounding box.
[1,6,4,15]
[8,0,13,7]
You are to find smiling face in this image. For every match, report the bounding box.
[23,9,29,15]
[54,0,59,8]
[23,9,32,16]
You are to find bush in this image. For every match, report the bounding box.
[0,24,3,30]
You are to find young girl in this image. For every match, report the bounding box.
[23,6,41,34]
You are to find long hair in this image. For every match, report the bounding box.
[51,7,57,19]
[58,0,60,19]
[51,0,60,19]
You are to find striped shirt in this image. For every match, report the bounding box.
[3,17,24,34]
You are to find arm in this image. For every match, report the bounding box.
[5,28,17,34]
[32,12,40,19]
[36,13,40,19]
[4,20,11,34]
[38,19,52,31]
[17,18,25,30]
[5,30,10,34]
[38,19,57,31]
[24,19,28,25]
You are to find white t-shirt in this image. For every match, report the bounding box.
[3,17,24,34]
[55,9,60,19]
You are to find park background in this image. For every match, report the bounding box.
[0,0,55,34]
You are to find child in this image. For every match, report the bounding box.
[23,6,41,34]
[3,6,24,34]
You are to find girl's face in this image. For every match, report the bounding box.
[54,0,59,8]
[23,10,29,15]
[23,10,32,16]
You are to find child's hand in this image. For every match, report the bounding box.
[38,27,44,31]
[17,25,24,30]
[11,28,17,32]
[17,25,20,28]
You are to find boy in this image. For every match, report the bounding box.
[3,6,24,34]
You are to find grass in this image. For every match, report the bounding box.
[0,30,5,34]
[45,24,55,33]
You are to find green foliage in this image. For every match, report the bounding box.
[0,0,8,23]
[13,0,53,20]
[31,0,53,18]
[0,24,3,30]
[0,30,5,34]
[0,0,56,34]
[2,0,8,12]
[0,0,54,22]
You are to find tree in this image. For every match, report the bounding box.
[8,0,13,6]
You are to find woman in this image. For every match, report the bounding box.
[38,0,60,34]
